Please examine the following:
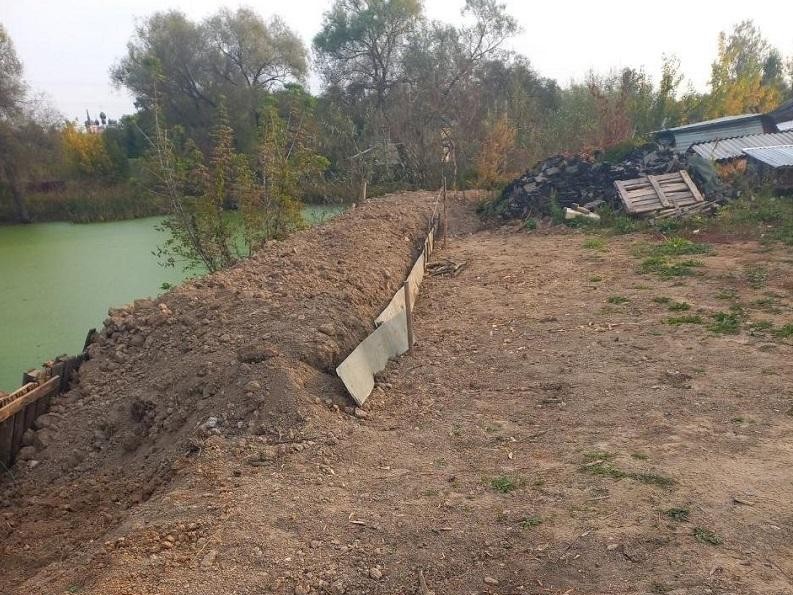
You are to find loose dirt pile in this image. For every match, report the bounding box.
[0,191,442,593]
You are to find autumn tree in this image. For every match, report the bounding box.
[707,20,783,117]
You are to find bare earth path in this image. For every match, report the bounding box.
[11,199,793,594]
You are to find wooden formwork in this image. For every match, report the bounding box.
[0,347,89,469]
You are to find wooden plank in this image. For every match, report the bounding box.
[0,383,36,409]
[647,175,670,208]
[11,410,26,460]
[0,418,14,468]
[0,377,60,424]
[653,172,686,181]
[680,170,705,203]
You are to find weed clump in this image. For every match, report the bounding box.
[708,311,741,334]
[667,315,703,326]
[694,527,722,545]
[489,475,522,494]
[639,256,703,278]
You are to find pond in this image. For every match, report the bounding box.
[0,205,343,392]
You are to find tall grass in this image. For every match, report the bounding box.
[1,181,167,224]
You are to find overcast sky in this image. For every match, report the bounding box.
[1,0,791,122]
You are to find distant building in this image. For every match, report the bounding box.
[655,114,778,153]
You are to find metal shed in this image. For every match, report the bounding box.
[742,145,793,169]
[690,131,793,162]
[655,114,777,152]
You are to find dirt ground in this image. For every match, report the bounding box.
[4,194,793,594]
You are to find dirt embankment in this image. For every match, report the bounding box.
[5,194,792,595]
[0,190,443,593]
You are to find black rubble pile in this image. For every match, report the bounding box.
[496,144,688,219]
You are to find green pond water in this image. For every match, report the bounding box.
[0,205,342,392]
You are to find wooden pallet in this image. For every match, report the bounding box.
[615,171,704,215]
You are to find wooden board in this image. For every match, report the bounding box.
[0,376,59,424]
[616,171,704,216]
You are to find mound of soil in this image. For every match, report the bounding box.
[0,191,440,592]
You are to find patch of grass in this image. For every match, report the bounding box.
[489,475,522,494]
[749,320,774,334]
[607,295,630,304]
[639,256,703,278]
[708,311,741,335]
[582,458,675,488]
[583,450,614,462]
[745,266,768,289]
[667,315,703,326]
[589,275,603,282]
[583,237,607,251]
[664,507,690,522]
[631,452,649,460]
[715,193,793,245]
[668,301,691,311]
[731,416,745,424]
[694,527,722,545]
[716,288,738,300]
[645,237,712,257]
[520,515,543,529]
[523,217,538,231]
[652,296,672,304]
[773,323,793,339]
[751,297,782,313]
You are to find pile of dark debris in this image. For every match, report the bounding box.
[489,143,733,221]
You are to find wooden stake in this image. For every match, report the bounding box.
[442,176,448,248]
[403,280,414,354]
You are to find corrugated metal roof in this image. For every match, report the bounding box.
[655,114,774,152]
[743,145,793,168]
[662,114,763,132]
[690,131,793,161]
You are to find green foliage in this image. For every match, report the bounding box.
[523,217,537,231]
[667,315,703,326]
[643,237,711,257]
[668,301,691,311]
[708,311,742,334]
[694,527,722,545]
[607,295,630,304]
[583,237,606,251]
[715,193,793,246]
[489,475,522,493]
[773,323,793,339]
[520,515,543,529]
[744,266,768,289]
[639,256,703,278]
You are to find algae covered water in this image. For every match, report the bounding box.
[0,206,342,391]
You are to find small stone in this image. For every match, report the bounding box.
[310,540,322,549]
[318,323,336,337]
[201,549,218,568]
[244,380,262,393]
[16,446,36,461]
[354,408,368,419]
[483,576,499,585]
[237,344,279,363]
[369,567,383,580]
[607,543,619,551]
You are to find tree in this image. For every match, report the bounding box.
[707,20,782,117]
[112,9,307,149]
[0,23,24,117]
[313,0,422,111]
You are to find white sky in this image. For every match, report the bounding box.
[1,0,791,121]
